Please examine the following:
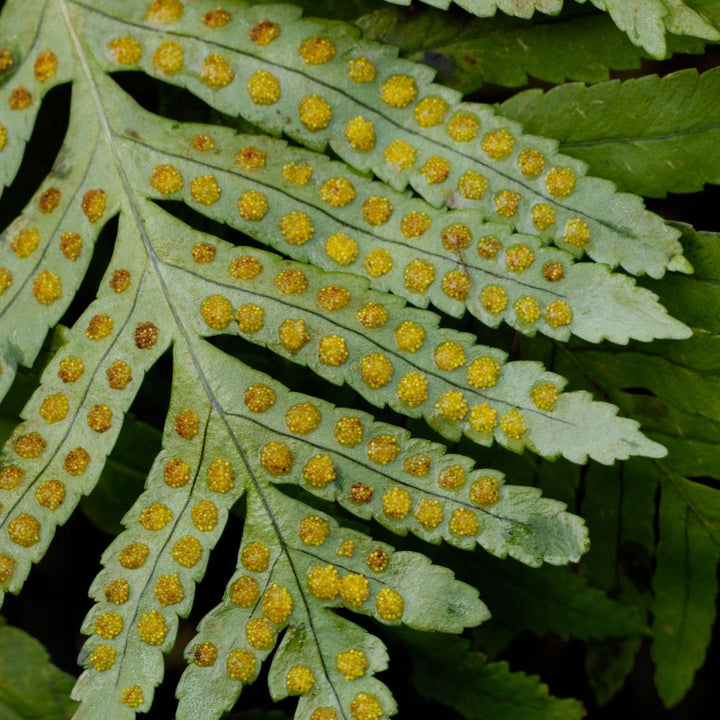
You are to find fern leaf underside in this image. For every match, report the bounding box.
[0,1,693,718]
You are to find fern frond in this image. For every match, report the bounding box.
[0,1,698,717]
[122,96,688,344]
[378,0,720,57]
[500,67,720,198]
[69,0,690,276]
[356,5,707,94]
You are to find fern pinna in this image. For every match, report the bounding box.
[0,1,694,718]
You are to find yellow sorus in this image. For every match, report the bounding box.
[518,149,545,177]
[481,285,508,315]
[467,357,501,388]
[435,390,468,421]
[137,610,169,645]
[190,500,219,532]
[400,210,431,237]
[469,403,497,434]
[318,335,349,366]
[299,94,332,131]
[545,300,573,327]
[482,129,515,159]
[360,353,393,389]
[546,167,577,197]
[458,170,489,200]
[39,393,69,424]
[302,455,337,488]
[404,454,431,477]
[286,665,315,695]
[348,57,376,83]
[153,42,183,75]
[382,487,411,519]
[226,649,256,682]
[414,96,448,127]
[494,190,521,217]
[247,70,281,105]
[275,269,308,294]
[174,408,200,439]
[413,498,444,530]
[505,245,535,273]
[501,409,527,439]
[326,233,359,266]
[334,416,364,446]
[447,112,480,142]
[340,574,370,606]
[278,318,310,352]
[235,146,266,168]
[300,37,336,65]
[357,302,388,328]
[381,75,417,107]
[283,161,313,185]
[366,435,399,465]
[201,294,234,330]
[532,203,555,230]
[109,37,142,65]
[515,296,542,324]
[260,442,294,475]
[246,618,274,650]
[434,341,466,371]
[230,576,260,607]
[449,508,480,536]
[320,176,356,206]
[375,588,404,621]
[249,19,279,44]
[190,175,221,205]
[346,116,376,151]
[542,261,565,282]
[8,514,41,547]
[237,189,268,220]
[421,155,450,184]
[532,383,560,410]
[155,573,184,606]
[60,232,82,260]
[470,476,500,506]
[363,248,393,277]
[236,304,264,333]
[230,256,263,280]
[14,432,46,459]
[285,402,322,435]
[244,383,276,413]
[206,459,235,492]
[394,321,425,352]
[280,211,314,245]
[564,218,590,247]
[307,565,341,600]
[404,259,435,294]
[317,285,351,311]
[439,464,466,490]
[384,140,416,170]
[350,693,383,720]
[200,53,234,88]
[336,648,368,681]
[193,641,218,667]
[262,583,294,624]
[241,541,270,572]
[441,270,471,300]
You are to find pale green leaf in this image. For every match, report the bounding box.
[0,619,77,720]
[121,90,688,344]
[71,0,687,277]
[499,68,720,198]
